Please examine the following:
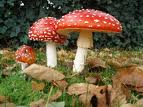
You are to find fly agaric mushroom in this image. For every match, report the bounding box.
[57,9,122,72]
[28,17,66,67]
[15,45,36,70]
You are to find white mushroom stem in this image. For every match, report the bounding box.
[46,42,57,67]
[73,47,88,72]
[20,62,29,70]
[73,30,93,72]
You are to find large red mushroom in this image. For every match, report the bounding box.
[28,17,66,67]
[15,45,36,70]
[57,9,122,72]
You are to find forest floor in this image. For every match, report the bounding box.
[0,48,143,107]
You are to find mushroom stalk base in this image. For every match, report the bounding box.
[77,30,93,48]
[46,42,57,67]
[73,47,88,72]
[21,62,29,70]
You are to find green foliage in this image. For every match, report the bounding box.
[0,73,46,105]
[0,0,143,48]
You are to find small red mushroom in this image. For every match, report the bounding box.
[15,45,36,70]
[28,17,66,67]
[57,9,122,72]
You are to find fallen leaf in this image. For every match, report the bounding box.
[117,66,143,92]
[30,99,46,107]
[52,80,68,91]
[0,103,15,107]
[31,81,45,91]
[111,76,130,107]
[118,98,143,107]
[107,58,123,68]
[2,64,17,77]
[79,93,92,107]
[67,83,110,97]
[86,58,107,72]
[49,90,62,102]
[47,101,65,107]
[107,57,141,69]
[23,64,65,82]
[67,83,97,95]
[0,49,15,61]
[57,49,75,62]
[120,104,137,107]
[136,98,143,106]
[85,75,102,85]
[0,95,10,103]
[79,85,111,107]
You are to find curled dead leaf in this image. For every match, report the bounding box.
[67,83,97,95]
[49,90,62,102]
[0,49,15,62]
[107,57,142,69]
[79,85,111,107]
[57,49,75,62]
[67,83,110,97]
[0,96,10,104]
[30,99,46,107]
[23,64,65,82]
[111,76,130,107]
[79,93,92,107]
[120,104,137,107]
[136,98,143,106]
[117,66,143,92]
[0,103,15,107]
[85,75,102,85]
[107,58,123,68]
[86,58,107,72]
[2,64,17,77]
[52,80,68,91]
[31,81,45,91]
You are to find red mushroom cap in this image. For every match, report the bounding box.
[57,9,122,35]
[28,17,66,44]
[15,45,36,64]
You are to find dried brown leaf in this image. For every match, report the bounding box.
[30,99,46,107]
[107,58,123,68]
[31,81,45,91]
[0,49,15,61]
[52,80,68,91]
[85,75,102,85]
[79,93,92,107]
[86,58,107,72]
[79,85,111,107]
[111,76,130,107]
[49,90,62,102]
[2,64,17,77]
[136,98,143,106]
[0,96,10,104]
[0,103,15,107]
[117,66,143,92]
[120,104,137,107]
[57,49,75,62]
[67,83,97,95]
[67,83,110,97]
[107,57,141,69]
[23,64,65,82]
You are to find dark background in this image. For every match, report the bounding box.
[0,0,143,49]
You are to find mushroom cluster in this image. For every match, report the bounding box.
[15,45,36,70]
[57,9,122,72]
[17,9,122,73]
[28,17,66,67]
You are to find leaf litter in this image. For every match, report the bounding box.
[23,64,65,82]
[2,48,143,106]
